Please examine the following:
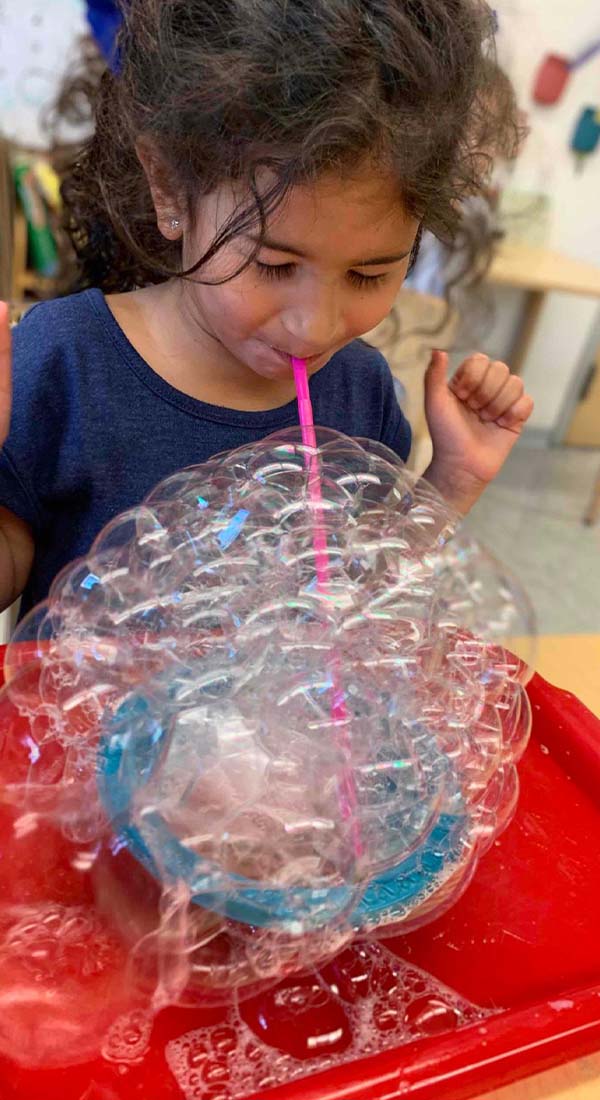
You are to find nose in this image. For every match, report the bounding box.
[279,279,344,354]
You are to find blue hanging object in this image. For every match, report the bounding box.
[86,0,123,71]
[571,107,600,171]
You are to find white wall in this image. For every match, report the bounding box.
[0,0,86,148]
[492,0,600,432]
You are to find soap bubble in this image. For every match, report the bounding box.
[0,428,534,1067]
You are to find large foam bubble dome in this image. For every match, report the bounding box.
[0,428,534,1068]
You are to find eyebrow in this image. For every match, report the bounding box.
[247,235,411,267]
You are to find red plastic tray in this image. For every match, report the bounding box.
[1,650,600,1100]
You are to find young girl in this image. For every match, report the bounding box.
[0,0,533,621]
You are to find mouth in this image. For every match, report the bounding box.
[264,344,329,368]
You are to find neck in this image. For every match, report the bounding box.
[107,280,298,412]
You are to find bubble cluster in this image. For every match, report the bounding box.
[0,428,534,1068]
[166,940,491,1100]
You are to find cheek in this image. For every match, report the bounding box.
[344,282,404,338]
[203,275,279,338]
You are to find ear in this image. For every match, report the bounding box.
[136,136,185,240]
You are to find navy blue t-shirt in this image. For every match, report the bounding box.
[0,289,411,615]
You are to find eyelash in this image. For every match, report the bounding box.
[254,261,388,290]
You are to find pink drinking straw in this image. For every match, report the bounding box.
[291,358,328,576]
[291,358,363,860]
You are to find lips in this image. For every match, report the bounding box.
[300,352,326,365]
[267,344,328,365]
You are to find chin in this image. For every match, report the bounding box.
[245,346,292,380]
[248,358,290,382]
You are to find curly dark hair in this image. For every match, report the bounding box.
[60,0,519,294]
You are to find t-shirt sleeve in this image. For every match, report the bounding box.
[378,356,412,463]
[0,306,60,535]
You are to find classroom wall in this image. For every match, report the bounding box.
[491,0,600,434]
[0,0,86,148]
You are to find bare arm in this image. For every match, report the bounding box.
[0,505,34,611]
[0,303,34,610]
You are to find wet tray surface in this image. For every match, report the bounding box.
[1,654,600,1100]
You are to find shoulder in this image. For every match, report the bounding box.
[322,338,397,401]
[328,338,392,380]
[12,289,110,402]
[311,339,411,462]
[324,338,401,407]
[14,289,102,356]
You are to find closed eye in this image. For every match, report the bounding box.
[255,261,390,289]
[347,270,389,290]
[255,261,296,281]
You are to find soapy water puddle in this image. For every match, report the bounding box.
[156,940,491,1099]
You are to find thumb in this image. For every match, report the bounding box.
[424,349,449,404]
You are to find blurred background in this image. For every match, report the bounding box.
[0,0,598,712]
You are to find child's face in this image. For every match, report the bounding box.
[182,165,419,380]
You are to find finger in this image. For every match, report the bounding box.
[478,374,524,421]
[496,393,535,432]
[466,360,511,412]
[450,353,490,400]
[0,302,11,446]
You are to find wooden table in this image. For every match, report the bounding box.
[529,634,600,718]
[487,242,600,373]
[476,1053,600,1099]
